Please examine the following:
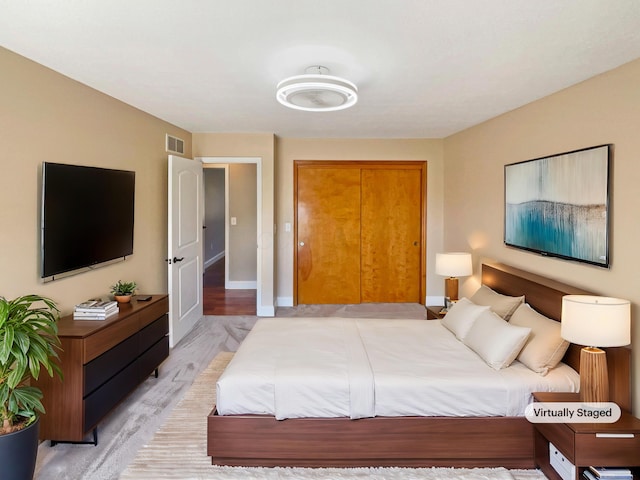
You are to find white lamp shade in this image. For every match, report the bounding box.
[435,252,472,277]
[561,295,630,347]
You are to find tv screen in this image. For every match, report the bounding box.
[504,144,610,268]
[41,162,135,278]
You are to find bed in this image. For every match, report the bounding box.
[207,262,631,468]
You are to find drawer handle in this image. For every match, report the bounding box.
[596,433,634,438]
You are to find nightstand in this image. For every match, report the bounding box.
[425,305,446,320]
[532,392,640,480]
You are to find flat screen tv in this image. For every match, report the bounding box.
[41,162,135,278]
[504,144,611,268]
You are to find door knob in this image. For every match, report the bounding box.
[173,256,185,263]
[299,241,305,246]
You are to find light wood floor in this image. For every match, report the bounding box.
[203,258,256,315]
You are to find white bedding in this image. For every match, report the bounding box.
[216,318,579,420]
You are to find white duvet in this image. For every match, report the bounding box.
[216,318,579,420]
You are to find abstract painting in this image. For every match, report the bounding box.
[504,144,611,267]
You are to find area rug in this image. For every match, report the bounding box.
[120,352,546,480]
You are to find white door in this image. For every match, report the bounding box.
[168,155,203,347]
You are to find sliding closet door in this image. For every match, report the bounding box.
[295,160,426,305]
[296,167,361,304]
[361,168,422,303]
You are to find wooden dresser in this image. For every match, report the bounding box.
[34,295,169,444]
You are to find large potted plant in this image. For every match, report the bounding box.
[0,295,62,480]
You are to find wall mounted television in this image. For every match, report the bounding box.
[41,162,135,279]
[504,144,611,268]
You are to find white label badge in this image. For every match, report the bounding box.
[525,402,621,423]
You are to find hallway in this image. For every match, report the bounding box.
[203,258,257,315]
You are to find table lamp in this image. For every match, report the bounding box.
[561,295,630,403]
[435,252,473,305]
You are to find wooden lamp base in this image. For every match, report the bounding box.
[444,277,459,302]
[579,346,609,403]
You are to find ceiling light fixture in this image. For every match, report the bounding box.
[276,66,358,112]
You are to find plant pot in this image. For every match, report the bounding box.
[0,417,39,480]
[114,295,132,303]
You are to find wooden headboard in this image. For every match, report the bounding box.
[481,261,632,412]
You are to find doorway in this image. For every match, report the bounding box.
[201,158,261,315]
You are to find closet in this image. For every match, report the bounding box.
[294,160,426,304]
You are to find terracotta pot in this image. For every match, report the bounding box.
[114,294,132,303]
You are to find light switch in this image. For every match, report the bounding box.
[285,222,291,232]
[231,217,237,225]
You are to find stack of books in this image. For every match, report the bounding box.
[73,300,119,320]
[584,467,633,480]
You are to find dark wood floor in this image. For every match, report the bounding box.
[203,258,257,315]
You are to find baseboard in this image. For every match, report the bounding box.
[225,280,257,289]
[276,296,293,307]
[204,251,224,269]
[257,304,275,317]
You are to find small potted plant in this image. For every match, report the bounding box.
[110,280,137,303]
[0,294,62,480]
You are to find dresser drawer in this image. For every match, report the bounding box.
[83,313,140,363]
[138,336,169,381]
[84,333,139,396]
[138,297,170,329]
[84,360,139,430]
[139,314,168,353]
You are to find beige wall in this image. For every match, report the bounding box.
[444,58,640,414]
[0,47,191,316]
[203,168,225,264]
[274,138,445,306]
[192,133,275,314]
[228,163,258,282]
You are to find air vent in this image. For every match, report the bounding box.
[166,134,185,155]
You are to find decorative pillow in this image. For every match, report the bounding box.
[509,303,570,376]
[470,285,524,320]
[463,309,531,370]
[440,297,490,341]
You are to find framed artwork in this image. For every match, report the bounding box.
[504,144,611,268]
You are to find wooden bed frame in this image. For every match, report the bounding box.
[207,262,631,468]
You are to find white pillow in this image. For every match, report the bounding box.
[463,309,531,370]
[509,303,570,376]
[441,297,490,341]
[470,285,525,320]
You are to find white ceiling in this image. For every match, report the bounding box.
[2,1,640,138]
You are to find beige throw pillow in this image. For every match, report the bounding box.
[463,309,531,370]
[441,297,490,341]
[470,285,524,320]
[509,303,570,376]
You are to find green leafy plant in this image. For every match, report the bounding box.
[110,280,137,296]
[0,295,62,435]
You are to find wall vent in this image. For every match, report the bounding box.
[166,134,185,155]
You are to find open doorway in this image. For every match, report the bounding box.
[202,161,258,315]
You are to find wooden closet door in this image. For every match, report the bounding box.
[296,167,361,304]
[361,168,422,303]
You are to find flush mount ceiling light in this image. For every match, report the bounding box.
[276,66,358,112]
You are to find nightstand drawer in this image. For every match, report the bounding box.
[575,432,640,466]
